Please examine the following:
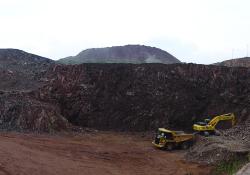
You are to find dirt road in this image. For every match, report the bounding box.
[0,131,212,175]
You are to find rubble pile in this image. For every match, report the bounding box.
[186,135,250,164]
[186,116,250,164]
[222,118,250,143]
[0,91,70,132]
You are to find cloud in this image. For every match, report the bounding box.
[0,0,249,63]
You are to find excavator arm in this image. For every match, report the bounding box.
[208,113,236,128]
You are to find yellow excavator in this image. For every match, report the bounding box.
[152,128,194,150]
[193,113,236,136]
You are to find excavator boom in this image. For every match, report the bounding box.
[208,113,236,127]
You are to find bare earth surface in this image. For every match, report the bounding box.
[0,132,212,175]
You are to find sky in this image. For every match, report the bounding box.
[0,0,250,64]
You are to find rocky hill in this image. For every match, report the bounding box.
[57,45,180,64]
[0,49,54,90]
[214,57,250,67]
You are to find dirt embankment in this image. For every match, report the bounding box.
[0,132,212,175]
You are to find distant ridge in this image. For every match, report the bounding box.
[57,45,180,64]
[214,57,250,68]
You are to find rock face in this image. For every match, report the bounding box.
[57,45,180,64]
[214,57,250,68]
[39,63,250,132]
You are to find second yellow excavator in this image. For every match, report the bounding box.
[193,113,236,136]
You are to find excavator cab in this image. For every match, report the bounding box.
[196,119,210,126]
[204,119,211,123]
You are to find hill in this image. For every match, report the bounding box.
[0,49,54,90]
[214,57,250,67]
[57,45,180,64]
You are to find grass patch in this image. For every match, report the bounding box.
[213,153,249,175]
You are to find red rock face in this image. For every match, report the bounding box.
[36,63,250,132]
[1,62,250,132]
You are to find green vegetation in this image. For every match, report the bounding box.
[213,154,249,175]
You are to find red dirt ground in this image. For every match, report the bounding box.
[0,132,212,175]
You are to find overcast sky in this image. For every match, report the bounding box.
[0,0,250,64]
